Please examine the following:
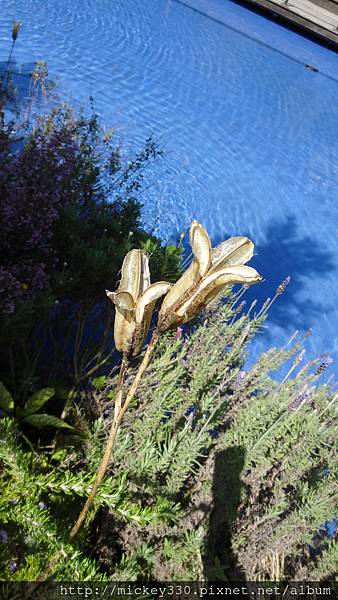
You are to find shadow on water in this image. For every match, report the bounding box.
[244,215,336,333]
[207,214,336,337]
[203,446,246,581]
[1,60,34,98]
[0,59,54,116]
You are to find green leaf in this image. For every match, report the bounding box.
[20,388,55,416]
[51,449,68,462]
[92,376,106,390]
[0,382,14,413]
[23,413,74,430]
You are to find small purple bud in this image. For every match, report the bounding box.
[38,501,46,509]
[235,300,246,314]
[294,349,306,366]
[276,276,291,295]
[315,357,334,376]
[0,530,8,543]
[12,21,21,42]
[288,387,311,412]
[233,370,247,389]
[9,560,17,572]
[176,326,183,340]
[261,298,271,312]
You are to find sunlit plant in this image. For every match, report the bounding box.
[36,220,262,581]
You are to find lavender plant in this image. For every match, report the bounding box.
[60,221,262,550]
[1,283,336,581]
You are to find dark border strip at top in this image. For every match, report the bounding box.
[172,0,338,82]
[173,0,338,52]
[239,0,338,48]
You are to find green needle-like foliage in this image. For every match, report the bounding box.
[0,291,336,581]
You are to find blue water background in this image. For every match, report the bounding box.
[1,0,337,374]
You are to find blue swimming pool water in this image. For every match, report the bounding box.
[1,0,338,373]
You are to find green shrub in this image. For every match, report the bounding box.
[1,292,336,581]
[0,101,183,416]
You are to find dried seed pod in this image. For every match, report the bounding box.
[210,236,254,273]
[190,220,211,276]
[177,266,262,322]
[158,221,262,331]
[106,250,171,356]
[12,21,21,42]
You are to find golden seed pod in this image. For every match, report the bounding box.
[12,21,21,42]
[106,250,170,356]
[158,221,262,331]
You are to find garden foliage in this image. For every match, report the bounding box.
[1,293,336,581]
[0,93,182,414]
[0,34,336,583]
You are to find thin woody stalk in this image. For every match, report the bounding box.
[6,21,21,73]
[68,355,129,540]
[36,329,160,583]
[70,329,160,537]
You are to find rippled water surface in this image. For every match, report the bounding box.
[1,0,338,369]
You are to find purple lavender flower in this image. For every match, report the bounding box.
[233,370,247,389]
[38,501,46,509]
[294,349,306,366]
[235,300,246,314]
[260,297,271,312]
[315,357,334,377]
[176,326,183,340]
[276,276,291,295]
[9,559,17,572]
[288,387,311,412]
[0,529,8,543]
[0,111,91,314]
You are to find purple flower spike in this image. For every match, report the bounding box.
[315,356,334,377]
[176,326,183,340]
[235,300,246,314]
[9,560,17,572]
[233,370,247,389]
[0,529,8,543]
[276,276,291,295]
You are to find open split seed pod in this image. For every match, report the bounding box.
[158,221,262,331]
[106,249,171,356]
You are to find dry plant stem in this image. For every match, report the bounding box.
[69,354,129,539]
[36,329,160,584]
[70,329,160,537]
